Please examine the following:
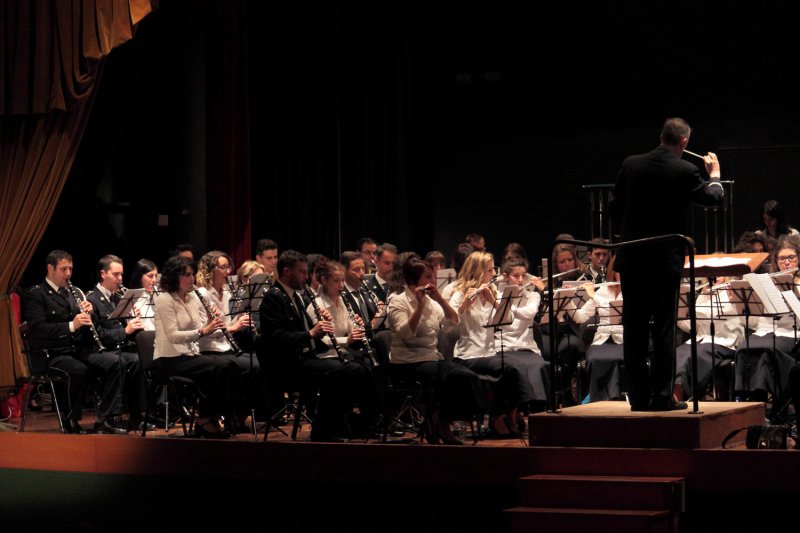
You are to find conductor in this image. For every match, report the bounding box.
[610,117,724,411]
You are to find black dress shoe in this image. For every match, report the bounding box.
[94,419,129,435]
[65,419,88,434]
[193,420,231,439]
[648,399,689,412]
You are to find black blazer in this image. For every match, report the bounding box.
[610,145,724,276]
[342,286,379,329]
[258,282,322,365]
[86,287,133,350]
[362,274,388,304]
[21,281,92,362]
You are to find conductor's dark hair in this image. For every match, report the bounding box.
[660,117,691,146]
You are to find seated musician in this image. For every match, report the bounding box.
[258,250,375,442]
[387,257,486,445]
[449,251,543,436]
[674,283,743,402]
[363,242,398,305]
[254,238,279,281]
[129,258,159,331]
[86,254,147,430]
[154,256,239,438]
[21,250,126,434]
[733,237,800,401]
[585,238,610,283]
[496,260,549,410]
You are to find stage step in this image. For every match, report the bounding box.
[505,507,671,533]
[519,474,684,511]
[506,475,684,533]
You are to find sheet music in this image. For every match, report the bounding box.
[539,288,577,325]
[684,256,751,269]
[742,273,789,315]
[781,290,800,318]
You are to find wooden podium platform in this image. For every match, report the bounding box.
[529,401,766,449]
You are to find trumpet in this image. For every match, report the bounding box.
[466,275,500,302]
[303,283,349,364]
[340,289,378,367]
[66,280,106,352]
[193,285,240,353]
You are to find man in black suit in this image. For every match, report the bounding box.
[610,117,724,411]
[21,250,127,434]
[86,254,147,429]
[258,250,376,441]
[362,242,397,305]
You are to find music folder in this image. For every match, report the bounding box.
[107,288,146,319]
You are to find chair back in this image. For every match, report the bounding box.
[135,330,156,371]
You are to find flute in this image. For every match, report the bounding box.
[193,285,241,353]
[466,275,500,302]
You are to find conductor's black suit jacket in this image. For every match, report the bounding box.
[610,145,724,276]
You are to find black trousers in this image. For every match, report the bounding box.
[300,357,377,439]
[390,360,486,421]
[620,268,680,409]
[47,350,122,422]
[152,354,237,418]
[118,349,146,418]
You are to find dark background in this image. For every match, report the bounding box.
[20,0,800,288]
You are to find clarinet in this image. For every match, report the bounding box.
[66,280,106,352]
[193,285,241,353]
[303,283,349,364]
[340,290,379,367]
[360,279,384,308]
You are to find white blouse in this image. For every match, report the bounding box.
[307,291,354,359]
[449,289,495,359]
[496,288,541,354]
[387,288,455,364]
[154,292,204,358]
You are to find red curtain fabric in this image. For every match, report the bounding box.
[0,0,154,392]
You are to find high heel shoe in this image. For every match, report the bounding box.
[436,419,463,446]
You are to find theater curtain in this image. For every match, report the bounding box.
[0,0,154,393]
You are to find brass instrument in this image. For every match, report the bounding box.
[340,289,378,367]
[193,285,241,353]
[66,280,106,352]
[303,283,349,364]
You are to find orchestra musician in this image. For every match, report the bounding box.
[387,257,486,445]
[363,243,398,305]
[254,238,279,280]
[129,258,159,331]
[449,251,542,436]
[86,254,147,431]
[306,260,379,435]
[497,260,550,409]
[153,256,238,438]
[357,237,378,274]
[733,237,800,401]
[258,250,374,441]
[22,250,126,434]
[610,117,724,411]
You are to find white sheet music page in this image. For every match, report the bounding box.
[685,256,751,269]
[781,290,800,318]
[743,273,789,315]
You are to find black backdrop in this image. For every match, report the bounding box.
[21,0,800,289]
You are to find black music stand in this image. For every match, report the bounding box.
[228,274,271,440]
[484,285,524,443]
[539,288,577,412]
[725,275,787,407]
[107,288,146,320]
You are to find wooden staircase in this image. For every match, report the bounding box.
[505,474,685,533]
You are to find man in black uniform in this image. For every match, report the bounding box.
[610,118,724,411]
[86,254,147,429]
[22,250,127,433]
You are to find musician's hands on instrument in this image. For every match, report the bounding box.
[580,281,596,298]
[72,313,93,330]
[311,319,334,338]
[230,314,251,332]
[347,327,365,344]
[375,302,386,317]
[530,277,545,292]
[319,308,334,322]
[703,151,721,179]
[202,316,225,336]
[125,317,144,334]
[79,300,93,314]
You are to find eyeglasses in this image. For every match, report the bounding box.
[777,254,798,263]
[215,264,232,271]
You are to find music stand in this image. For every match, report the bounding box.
[228,273,271,439]
[483,285,524,443]
[724,274,788,405]
[108,288,146,320]
[436,268,456,291]
[539,288,577,413]
[676,283,725,401]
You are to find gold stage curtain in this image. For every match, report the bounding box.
[0,0,154,393]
